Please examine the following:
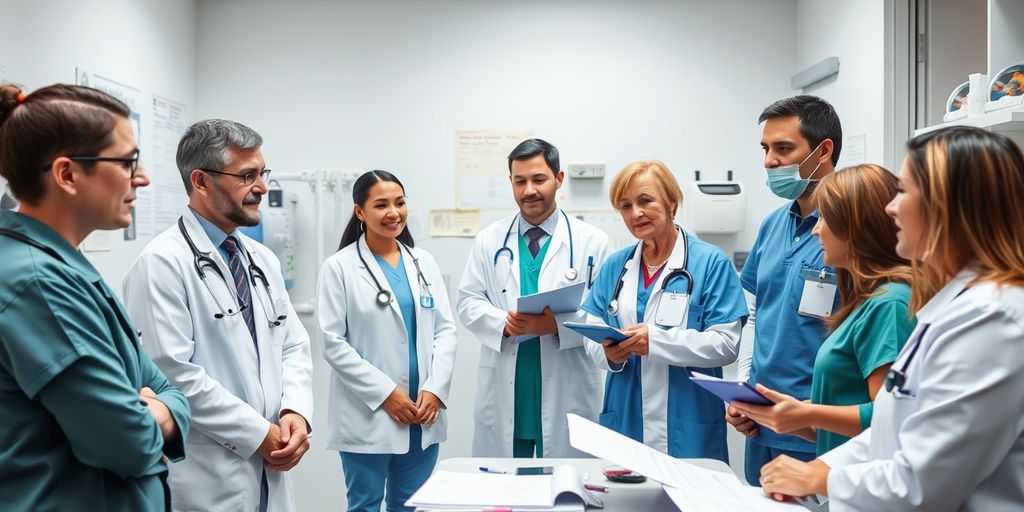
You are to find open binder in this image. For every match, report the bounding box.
[406,464,603,511]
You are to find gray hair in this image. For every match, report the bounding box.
[176,118,263,194]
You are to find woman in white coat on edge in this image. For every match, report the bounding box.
[317,170,457,512]
[760,126,1024,511]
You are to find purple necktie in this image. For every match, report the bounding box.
[525,227,546,257]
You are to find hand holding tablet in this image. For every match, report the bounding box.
[561,321,629,345]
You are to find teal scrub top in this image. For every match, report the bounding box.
[811,282,915,454]
[0,210,191,512]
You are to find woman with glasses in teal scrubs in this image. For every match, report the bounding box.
[0,82,190,511]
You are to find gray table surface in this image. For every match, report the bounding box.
[432,456,736,512]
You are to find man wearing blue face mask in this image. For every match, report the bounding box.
[726,95,842,485]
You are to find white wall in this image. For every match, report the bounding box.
[797,0,886,167]
[0,0,198,288]
[195,1,800,509]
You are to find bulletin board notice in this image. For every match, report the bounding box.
[455,130,531,209]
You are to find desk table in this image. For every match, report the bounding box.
[433,456,735,512]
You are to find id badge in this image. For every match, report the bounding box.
[798,268,838,319]
[654,291,690,327]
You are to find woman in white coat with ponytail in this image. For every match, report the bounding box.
[317,170,458,512]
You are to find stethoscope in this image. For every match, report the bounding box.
[177,217,287,327]
[607,225,693,316]
[356,237,435,309]
[885,319,941,398]
[494,210,589,293]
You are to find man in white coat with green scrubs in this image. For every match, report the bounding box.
[458,138,610,458]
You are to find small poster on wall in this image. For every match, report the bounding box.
[455,129,532,209]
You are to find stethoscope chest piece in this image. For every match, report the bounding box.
[376,290,393,307]
[420,294,435,309]
[565,268,579,281]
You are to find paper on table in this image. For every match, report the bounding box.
[406,465,599,511]
[663,483,806,512]
[566,414,806,512]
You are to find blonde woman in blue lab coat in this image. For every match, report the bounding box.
[0,82,190,511]
[761,127,1024,511]
[317,170,458,512]
[581,160,748,462]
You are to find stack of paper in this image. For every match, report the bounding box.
[406,464,601,511]
[566,414,807,512]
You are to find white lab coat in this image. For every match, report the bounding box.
[123,210,314,512]
[316,237,458,453]
[457,211,610,457]
[819,268,1024,511]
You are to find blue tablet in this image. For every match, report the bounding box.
[562,321,629,345]
[688,372,772,405]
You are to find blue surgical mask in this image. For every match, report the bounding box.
[765,143,824,200]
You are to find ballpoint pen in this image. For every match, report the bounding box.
[478,466,508,474]
[586,256,595,288]
[584,483,608,493]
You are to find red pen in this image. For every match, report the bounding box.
[584,483,609,493]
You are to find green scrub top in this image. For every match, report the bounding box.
[0,210,191,512]
[512,233,552,457]
[811,282,915,455]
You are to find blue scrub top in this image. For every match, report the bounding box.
[373,254,419,400]
[740,201,835,452]
[582,232,748,460]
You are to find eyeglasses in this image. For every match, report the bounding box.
[43,149,141,177]
[200,168,272,186]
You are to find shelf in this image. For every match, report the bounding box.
[913,105,1024,136]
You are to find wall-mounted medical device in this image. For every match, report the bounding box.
[237,179,298,289]
[685,170,745,234]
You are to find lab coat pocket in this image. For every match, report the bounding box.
[171,437,245,511]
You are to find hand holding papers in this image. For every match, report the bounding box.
[517,282,586,315]
[513,282,586,342]
[566,414,806,512]
[689,371,773,405]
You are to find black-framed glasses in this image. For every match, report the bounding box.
[42,149,141,177]
[200,168,271,186]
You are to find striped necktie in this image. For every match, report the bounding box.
[221,236,258,349]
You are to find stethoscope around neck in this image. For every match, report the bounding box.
[607,225,693,316]
[177,217,287,326]
[356,237,435,309]
[494,210,577,293]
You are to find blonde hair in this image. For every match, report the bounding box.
[812,164,911,330]
[904,127,1024,312]
[608,160,683,216]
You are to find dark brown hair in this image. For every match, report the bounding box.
[0,83,130,204]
